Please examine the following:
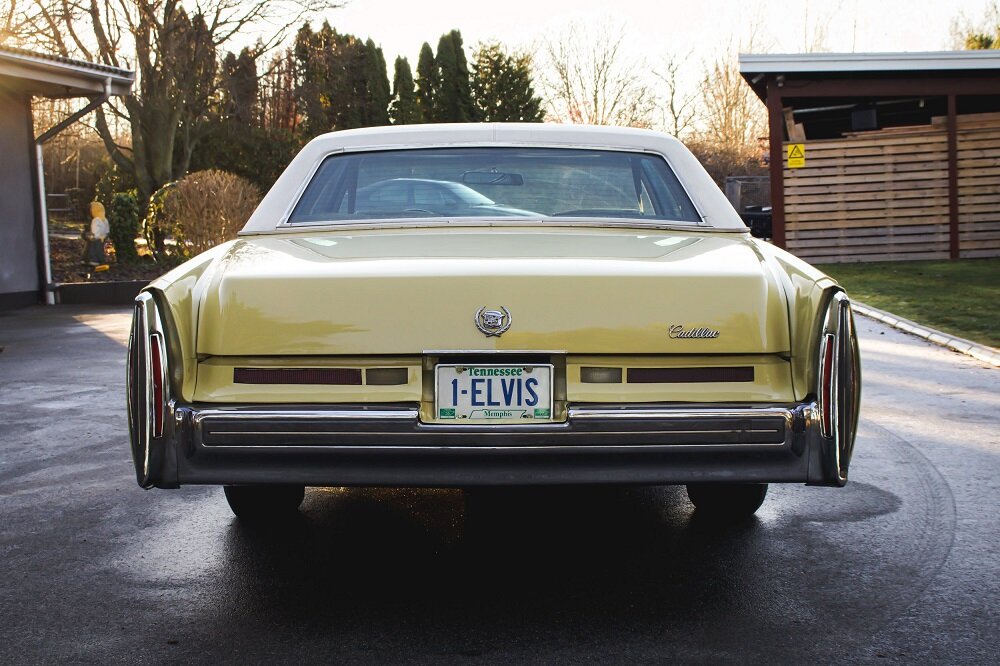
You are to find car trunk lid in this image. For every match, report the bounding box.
[196,227,790,356]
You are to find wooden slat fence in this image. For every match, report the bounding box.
[782,113,1000,262]
[956,118,1000,258]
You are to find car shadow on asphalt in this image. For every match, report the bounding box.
[216,486,768,638]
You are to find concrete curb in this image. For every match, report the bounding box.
[853,302,1000,368]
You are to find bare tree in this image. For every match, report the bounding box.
[1,1,19,43]
[31,97,111,196]
[697,43,766,154]
[653,54,698,138]
[7,0,337,205]
[682,39,769,186]
[540,21,655,128]
[801,0,835,53]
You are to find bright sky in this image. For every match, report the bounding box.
[323,0,993,66]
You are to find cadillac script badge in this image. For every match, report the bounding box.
[475,306,512,337]
[668,324,720,339]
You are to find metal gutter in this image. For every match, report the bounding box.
[34,77,113,304]
[0,47,133,91]
[739,50,1000,74]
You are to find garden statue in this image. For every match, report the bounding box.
[83,201,110,265]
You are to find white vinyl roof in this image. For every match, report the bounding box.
[240,123,749,234]
[739,50,1000,74]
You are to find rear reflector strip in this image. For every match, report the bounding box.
[234,368,362,385]
[149,333,164,438]
[626,366,755,383]
[820,334,835,437]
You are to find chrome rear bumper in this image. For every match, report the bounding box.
[145,401,841,488]
[193,405,800,448]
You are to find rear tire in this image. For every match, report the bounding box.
[223,485,305,520]
[685,483,768,520]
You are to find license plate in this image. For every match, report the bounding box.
[435,364,553,422]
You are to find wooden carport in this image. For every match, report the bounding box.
[740,51,1000,262]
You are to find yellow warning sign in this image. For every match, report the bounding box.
[787,143,806,168]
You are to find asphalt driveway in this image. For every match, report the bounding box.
[0,305,997,663]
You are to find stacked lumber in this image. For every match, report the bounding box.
[782,112,1000,263]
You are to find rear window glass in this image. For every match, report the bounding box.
[288,147,701,224]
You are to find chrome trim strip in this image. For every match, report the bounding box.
[188,443,789,452]
[269,143,711,231]
[192,408,419,424]
[192,406,798,425]
[193,405,798,451]
[424,349,567,355]
[207,429,778,437]
[570,406,794,422]
[249,218,744,236]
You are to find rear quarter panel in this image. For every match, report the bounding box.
[755,240,841,399]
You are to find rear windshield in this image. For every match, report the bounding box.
[288,147,701,224]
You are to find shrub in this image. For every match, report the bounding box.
[107,191,141,262]
[157,170,262,257]
[94,163,137,207]
[144,183,175,261]
[685,139,766,188]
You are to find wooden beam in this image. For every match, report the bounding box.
[947,94,959,259]
[774,77,1000,98]
[766,77,786,248]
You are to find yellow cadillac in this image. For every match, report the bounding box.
[127,124,860,520]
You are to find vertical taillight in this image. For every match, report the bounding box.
[820,333,835,438]
[127,303,145,450]
[149,333,165,438]
[129,292,168,488]
[815,291,860,486]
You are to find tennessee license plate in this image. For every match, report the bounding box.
[435,364,553,422]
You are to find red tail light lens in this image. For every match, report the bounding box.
[820,333,835,437]
[150,333,164,438]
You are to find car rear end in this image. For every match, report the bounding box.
[126,125,861,519]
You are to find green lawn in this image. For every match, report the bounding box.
[816,258,1000,349]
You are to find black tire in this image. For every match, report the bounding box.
[685,483,768,520]
[223,485,305,520]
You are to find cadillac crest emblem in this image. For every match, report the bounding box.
[475,306,512,337]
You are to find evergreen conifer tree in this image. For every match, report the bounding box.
[220,48,259,125]
[363,38,391,126]
[471,42,544,122]
[390,56,421,124]
[415,43,438,121]
[294,22,334,136]
[435,30,477,122]
[332,31,365,130]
